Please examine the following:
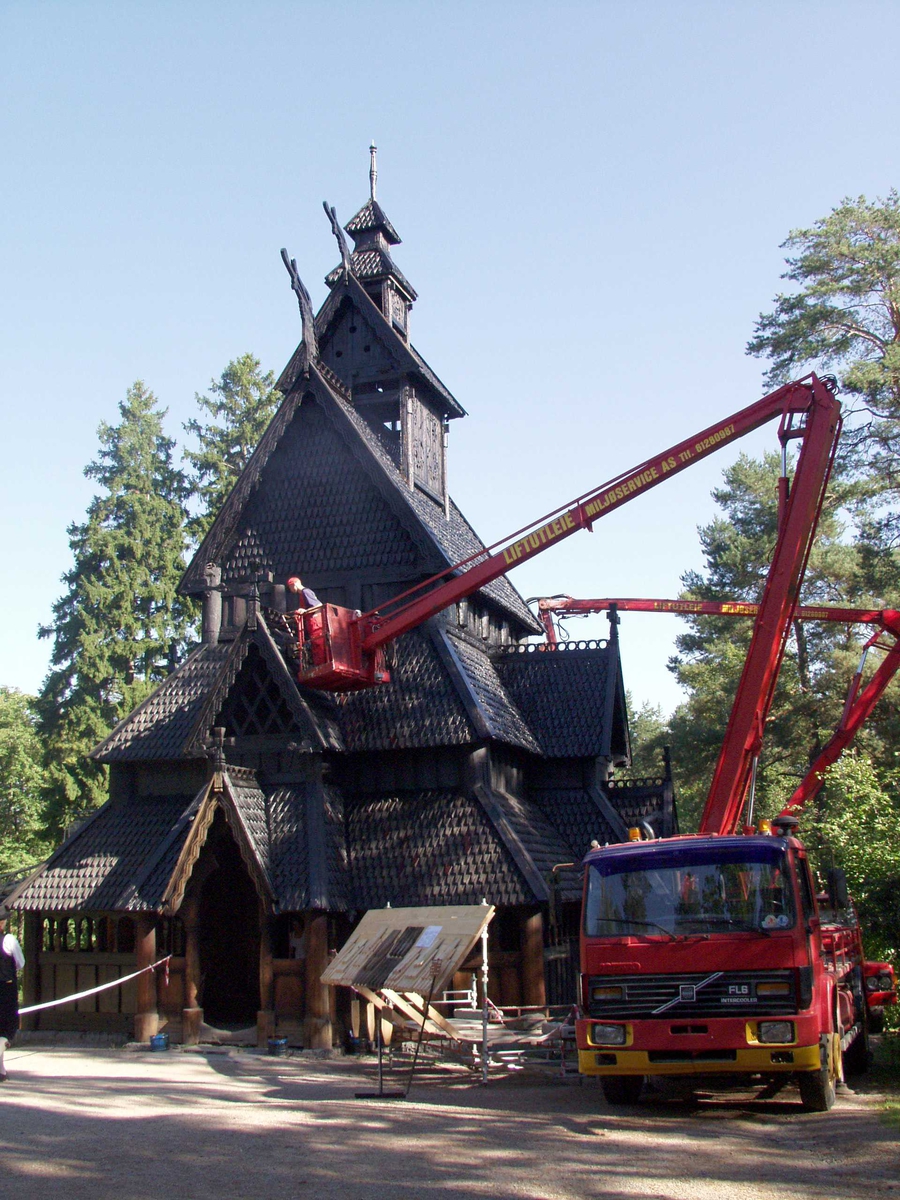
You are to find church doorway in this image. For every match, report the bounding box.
[197,818,261,1025]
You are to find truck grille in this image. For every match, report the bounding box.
[588,970,796,1018]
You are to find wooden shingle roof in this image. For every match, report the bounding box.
[9,791,200,913]
[493,640,629,759]
[92,617,343,764]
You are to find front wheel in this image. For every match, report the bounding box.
[602,1075,644,1105]
[797,1033,840,1112]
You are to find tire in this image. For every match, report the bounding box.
[797,1034,840,1112]
[601,1075,644,1105]
[869,1006,885,1035]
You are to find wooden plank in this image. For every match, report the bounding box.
[382,989,450,1038]
[76,965,98,1013]
[55,965,76,1009]
[322,905,493,996]
[399,992,462,1041]
[120,972,138,1014]
[98,964,121,1014]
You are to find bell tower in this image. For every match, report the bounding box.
[320,148,465,514]
[326,144,417,340]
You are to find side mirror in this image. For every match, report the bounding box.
[827,867,849,911]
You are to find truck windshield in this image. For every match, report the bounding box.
[585,843,795,937]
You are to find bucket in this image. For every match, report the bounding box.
[149,1033,169,1052]
[267,1037,289,1057]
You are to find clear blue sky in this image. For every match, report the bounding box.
[2,1,898,714]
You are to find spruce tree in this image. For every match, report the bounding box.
[184,353,281,542]
[37,381,193,835]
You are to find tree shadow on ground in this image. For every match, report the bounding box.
[0,1050,894,1200]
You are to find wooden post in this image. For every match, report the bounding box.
[303,913,332,1049]
[181,900,203,1045]
[133,915,159,1042]
[520,909,547,1009]
[257,907,275,1048]
[19,913,42,1032]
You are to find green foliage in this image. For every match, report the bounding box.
[0,689,52,874]
[184,353,281,543]
[804,753,900,964]
[664,451,880,830]
[626,696,669,777]
[37,381,194,835]
[748,190,900,561]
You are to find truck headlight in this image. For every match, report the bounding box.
[757,1021,794,1044]
[592,1023,627,1045]
[879,971,894,991]
[867,976,880,992]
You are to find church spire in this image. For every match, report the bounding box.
[325,146,417,337]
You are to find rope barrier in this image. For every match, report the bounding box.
[19,956,171,1014]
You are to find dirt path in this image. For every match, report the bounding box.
[0,1048,896,1200]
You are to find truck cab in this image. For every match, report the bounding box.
[575,831,872,1110]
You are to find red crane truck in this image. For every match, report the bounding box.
[542,595,897,1108]
[284,370,863,1109]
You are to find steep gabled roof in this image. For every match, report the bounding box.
[493,640,629,759]
[180,356,539,634]
[345,790,534,909]
[280,271,463,417]
[9,789,202,913]
[91,616,342,763]
[345,198,401,244]
[434,629,540,752]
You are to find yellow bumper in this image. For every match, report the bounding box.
[578,1044,821,1077]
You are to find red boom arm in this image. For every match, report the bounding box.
[356,377,839,654]
[293,373,840,820]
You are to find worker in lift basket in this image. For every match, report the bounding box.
[0,905,25,1082]
[287,576,322,613]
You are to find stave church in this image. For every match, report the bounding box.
[10,151,675,1046]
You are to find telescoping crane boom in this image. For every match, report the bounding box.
[538,595,900,820]
[292,373,841,840]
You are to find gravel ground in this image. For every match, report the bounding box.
[0,1046,897,1200]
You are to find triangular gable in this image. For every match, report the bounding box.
[493,640,630,761]
[211,619,341,752]
[181,366,445,595]
[279,271,464,417]
[212,389,443,589]
[92,616,337,764]
[162,767,274,914]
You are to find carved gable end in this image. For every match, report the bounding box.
[406,389,445,500]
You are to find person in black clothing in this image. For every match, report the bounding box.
[0,905,25,1082]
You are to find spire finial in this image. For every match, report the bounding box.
[369,142,377,200]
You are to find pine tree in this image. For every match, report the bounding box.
[747,191,900,581]
[37,381,193,835]
[184,353,281,542]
